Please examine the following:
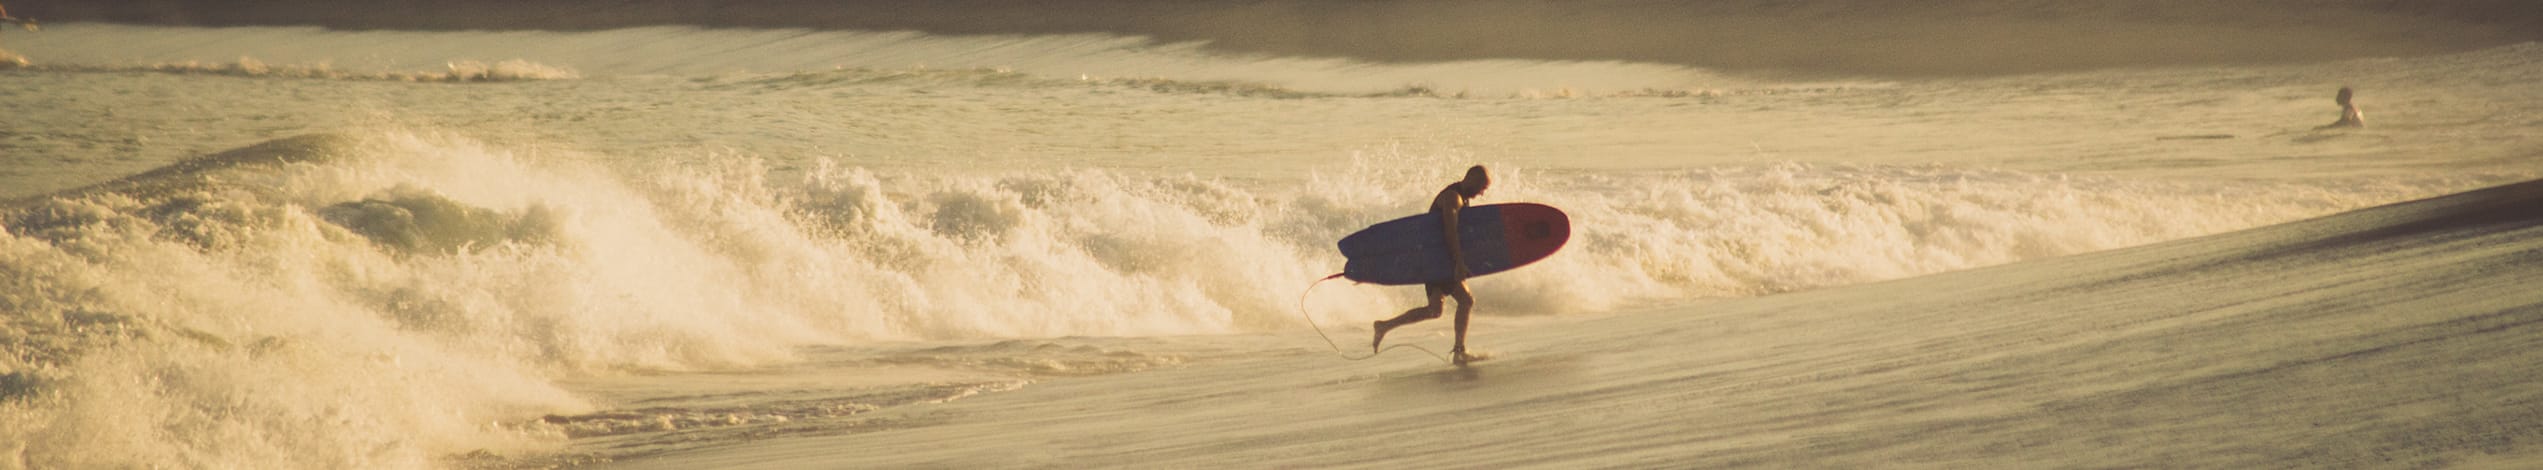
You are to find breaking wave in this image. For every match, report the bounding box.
[12,57,581,82]
[0,131,2490,468]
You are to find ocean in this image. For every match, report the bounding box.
[2,1,2539,468]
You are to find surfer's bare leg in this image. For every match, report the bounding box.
[1373,283,1449,351]
[1447,281,1474,363]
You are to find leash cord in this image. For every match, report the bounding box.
[1298,273,1454,364]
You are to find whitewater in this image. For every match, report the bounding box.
[1,5,2539,469]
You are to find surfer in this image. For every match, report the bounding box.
[0,2,33,32]
[1372,165,1491,364]
[0,2,27,67]
[2321,86,2364,129]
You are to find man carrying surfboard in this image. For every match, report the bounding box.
[1373,165,1491,365]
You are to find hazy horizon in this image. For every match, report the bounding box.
[16,0,2543,77]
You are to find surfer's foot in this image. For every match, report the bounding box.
[1371,321,1393,352]
[1451,346,1470,366]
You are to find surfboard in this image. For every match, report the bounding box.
[1337,203,1571,285]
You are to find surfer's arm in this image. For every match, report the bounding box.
[1436,191,1470,280]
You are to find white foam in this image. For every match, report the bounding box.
[10,56,581,81]
[0,131,2486,468]
[8,24,1741,94]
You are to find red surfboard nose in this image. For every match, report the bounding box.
[1499,204,1571,263]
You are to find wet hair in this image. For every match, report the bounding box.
[1460,165,1491,196]
[2336,86,2354,106]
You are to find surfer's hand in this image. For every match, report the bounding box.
[1453,265,1471,280]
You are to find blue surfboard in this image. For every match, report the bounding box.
[1337,203,1571,285]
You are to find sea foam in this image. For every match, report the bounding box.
[0,132,2467,467]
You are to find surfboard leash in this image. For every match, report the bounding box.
[1298,272,1456,364]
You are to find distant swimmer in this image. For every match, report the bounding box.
[0,2,28,67]
[2321,86,2364,129]
[0,2,34,32]
[1372,165,1491,365]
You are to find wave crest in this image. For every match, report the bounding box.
[15,57,580,82]
[0,131,2483,468]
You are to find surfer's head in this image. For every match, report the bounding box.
[1458,165,1491,197]
[2336,86,2354,107]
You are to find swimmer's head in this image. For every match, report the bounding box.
[2337,86,2354,106]
[1458,165,1491,197]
